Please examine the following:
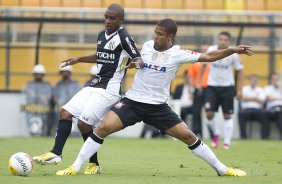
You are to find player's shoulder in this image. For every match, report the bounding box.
[97,29,106,37]
[170,45,198,56]
[141,40,155,52]
[143,40,154,48]
[117,27,131,38]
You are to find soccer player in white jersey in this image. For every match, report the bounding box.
[33,4,142,174]
[56,19,252,176]
[198,32,244,149]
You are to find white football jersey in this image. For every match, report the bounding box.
[207,45,243,86]
[125,40,200,104]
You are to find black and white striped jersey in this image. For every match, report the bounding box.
[90,27,140,95]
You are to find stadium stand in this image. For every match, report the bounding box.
[0,0,282,10]
[0,0,282,91]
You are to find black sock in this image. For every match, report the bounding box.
[51,119,72,155]
[82,130,99,166]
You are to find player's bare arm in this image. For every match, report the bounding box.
[61,54,97,67]
[124,57,144,69]
[198,45,253,63]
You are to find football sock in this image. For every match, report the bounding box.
[51,119,72,155]
[206,118,219,137]
[189,139,227,175]
[82,130,99,165]
[223,119,233,145]
[72,132,104,172]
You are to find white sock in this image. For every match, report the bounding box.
[223,119,233,145]
[206,118,219,136]
[72,137,102,172]
[191,140,227,175]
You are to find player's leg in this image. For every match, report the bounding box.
[77,120,101,174]
[76,88,121,174]
[165,122,246,176]
[33,87,90,164]
[56,111,125,175]
[56,98,142,175]
[204,86,220,147]
[145,103,245,177]
[221,86,235,149]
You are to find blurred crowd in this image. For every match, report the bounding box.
[171,68,282,140]
[21,55,282,140]
[21,64,99,136]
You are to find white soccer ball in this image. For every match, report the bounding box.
[8,152,33,176]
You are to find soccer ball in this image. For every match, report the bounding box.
[8,152,33,176]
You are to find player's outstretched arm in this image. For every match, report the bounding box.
[198,45,253,63]
[61,54,97,67]
[124,57,144,69]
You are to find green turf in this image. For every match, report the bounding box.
[0,137,282,184]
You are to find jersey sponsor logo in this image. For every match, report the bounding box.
[212,63,229,69]
[96,51,115,60]
[152,52,158,60]
[144,63,166,73]
[125,37,137,54]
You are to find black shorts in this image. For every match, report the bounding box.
[204,86,235,114]
[111,98,183,132]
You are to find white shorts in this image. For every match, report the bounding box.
[63,87,121,127]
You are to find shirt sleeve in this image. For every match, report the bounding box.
[119,29,141,59]
[173,47,201,64]
[232,53,244,70]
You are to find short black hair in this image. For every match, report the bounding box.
[108,4,125,20]
[156,18,178,36]
[219,31,231,40]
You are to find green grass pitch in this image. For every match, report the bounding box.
[0,137,282,184]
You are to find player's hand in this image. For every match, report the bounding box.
[61,57,80,67]
[125,58,144,69]
[233,45,253,56]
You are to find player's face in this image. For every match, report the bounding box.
[153,26,173,51]
[218,34,230,49]
[104,9,122,35]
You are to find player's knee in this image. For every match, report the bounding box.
[59,108,72,120]
[223,114,231,120]
[77,120,92,134]
[96,120,112,137]
[206,112,214,120]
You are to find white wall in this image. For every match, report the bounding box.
[0,92,29,137]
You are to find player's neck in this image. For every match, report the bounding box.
[154,44,172,52]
